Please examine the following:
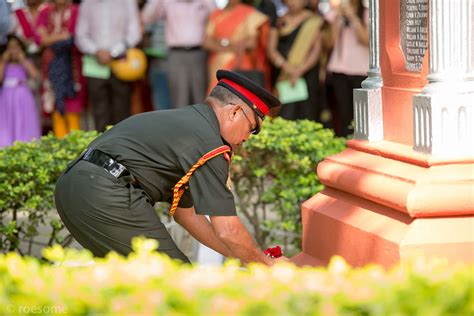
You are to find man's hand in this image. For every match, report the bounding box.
[96,49,112,65]
[174,209,286,266]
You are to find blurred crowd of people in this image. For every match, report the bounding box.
[0,0,369,148]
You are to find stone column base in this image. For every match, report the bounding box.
[413,92,474,157]
[291,140,474,268]
[353,88,383,141]
[293,187,474,267]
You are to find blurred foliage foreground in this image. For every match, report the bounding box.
[1,238,473,316]
[0,118,345,255]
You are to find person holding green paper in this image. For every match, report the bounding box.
[267,0,323,121]
[75,0,141,132]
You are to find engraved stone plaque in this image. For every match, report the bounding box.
[400,0,428,72]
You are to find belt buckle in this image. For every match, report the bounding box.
[109,163,126,178]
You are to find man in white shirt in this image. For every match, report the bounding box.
[76,0,142,132]
[142,0,215,108]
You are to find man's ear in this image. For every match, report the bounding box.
[228,103,241,121]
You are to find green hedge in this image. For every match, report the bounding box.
[0,131,98,254]
[0,119,345,255]
[1,238,472,315]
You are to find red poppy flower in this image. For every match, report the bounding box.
[264,245,282,258]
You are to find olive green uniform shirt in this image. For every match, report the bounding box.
[89,104,236,216]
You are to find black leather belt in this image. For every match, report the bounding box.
[82,148,131,179]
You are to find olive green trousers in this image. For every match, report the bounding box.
[54,160,190,263]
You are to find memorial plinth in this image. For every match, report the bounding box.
[292,0,474,268]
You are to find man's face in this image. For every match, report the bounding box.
[220,103,261,149]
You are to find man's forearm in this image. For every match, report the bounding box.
[219,228,271,265]
[174,208,234,258]
[210,216,273,266]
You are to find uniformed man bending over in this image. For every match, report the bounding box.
[54,70,287,265]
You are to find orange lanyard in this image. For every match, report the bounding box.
[169,145,232,216]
